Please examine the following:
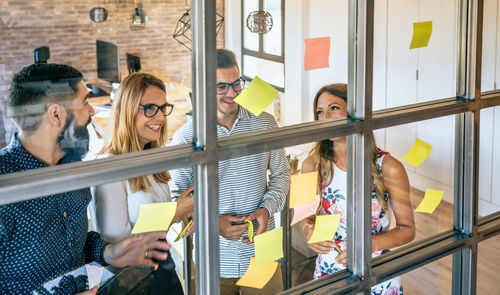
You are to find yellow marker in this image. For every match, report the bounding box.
[409,21,433,49]
[131,202,177,235]
[334,244,342,254]
[415,189,443,214]
[254,227,284,268]
[244,218,254,242]
[236,258,278,289]
[308,214,341,244]
[401,138,433,167]
[289,171,318,208]
[175,218,193,242]
[233,76,278,117]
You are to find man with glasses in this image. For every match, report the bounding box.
[170,49,290,294]
[0,64,171,295]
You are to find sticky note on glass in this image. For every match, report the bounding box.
[85,264,104,289]
[236,257,278,289]
[415,189,443,213]
[233,76,278,117]
[131,202,177,234]
[304,37,331,70]
[254,227,284,268]
[290,171,318,208]
[308,214,340,244]
[402,138,432,167]
[409,21,432,49]
[291,194,320,226]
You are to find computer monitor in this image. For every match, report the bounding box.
[96,40,120,83]
[126,53,141,74]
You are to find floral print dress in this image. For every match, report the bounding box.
[313,151,404,295]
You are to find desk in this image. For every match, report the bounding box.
[88,77,192,141]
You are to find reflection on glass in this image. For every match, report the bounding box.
[481,0,500,91]
[263,0,282,56]
[243,0,259,52]
[400,255,452,294]
[477,236,500,294]
[479,106,500,217]
[292,84,414,293]
[243,55,284,89]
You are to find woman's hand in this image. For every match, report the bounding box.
[174,185,194,223]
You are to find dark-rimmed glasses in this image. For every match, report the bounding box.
[216,77,245,95]
[138,103,174,118]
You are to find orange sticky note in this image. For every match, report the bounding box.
[290,171,318,208]
[236,258,278,289]
[409,21,433,49]
[415,189,443,213]
[254,227,284,268]
[402,138,432,167]
[304,37,331,70]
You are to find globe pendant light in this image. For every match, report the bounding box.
[246,10,273,34]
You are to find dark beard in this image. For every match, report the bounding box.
[56,112,90,162]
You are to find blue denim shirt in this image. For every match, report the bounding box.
[0,133,107,294]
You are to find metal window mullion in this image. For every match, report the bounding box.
[191,0,220,294]
[452,0,481,294]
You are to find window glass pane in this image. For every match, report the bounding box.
[373,0,457,111]
[375,114,455,244]
[479,106,500,217]
[477,235,500,294]
[400,254,452,294]
[263,0,282,56]
[481,0,500,92]
[243,0,260,51]
[243,55,285,89]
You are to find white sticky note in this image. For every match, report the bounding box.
[85,264,104,289]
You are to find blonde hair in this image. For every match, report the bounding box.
[100,73,171,192]
[310,83,388,211]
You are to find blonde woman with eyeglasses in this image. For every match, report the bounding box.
[91,73,193,294]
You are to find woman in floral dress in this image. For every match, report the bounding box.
[299,83,415,295]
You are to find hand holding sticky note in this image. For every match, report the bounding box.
[254,227,284,268]
[410,21,433,49]
[290,171,318,208]
[233,76,278,117]
[402,138,432,167]
[131,202,177,235]
[415,189,443,213]
[236,257,278,289]
[308,214,341,244]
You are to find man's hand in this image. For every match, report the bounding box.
[103,231,171,270]
[242,208,270,244]
[219,215,248,241]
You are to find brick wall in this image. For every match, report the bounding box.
[0,0,225,101]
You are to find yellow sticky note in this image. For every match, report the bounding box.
[236,258,278,289]
[254,227,284,268]
[402,138,432,167]
[290,171,318,208]
[415,189,443,213]
[233,76,278,117]
[308,214,340,244]
[409,21,433,49]
[131,202,177,234]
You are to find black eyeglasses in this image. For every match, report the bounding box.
[138,103,174,118]
[216,77,245,95]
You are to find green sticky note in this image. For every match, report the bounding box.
[254,227,284,268]
[233,76,278,117]
[402,138,433,167]
[289,171,318,208]
[409,21,433,49]
[131,202,177,235]
[415,189,443,214]
[308,214,340,244]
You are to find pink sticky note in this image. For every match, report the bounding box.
[304,37,331,70]
[290,194,320,226]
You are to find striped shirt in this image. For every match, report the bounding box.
[169,107,290,278]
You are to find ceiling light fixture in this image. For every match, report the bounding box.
[130,0,146,31]
[246,10,273,34]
